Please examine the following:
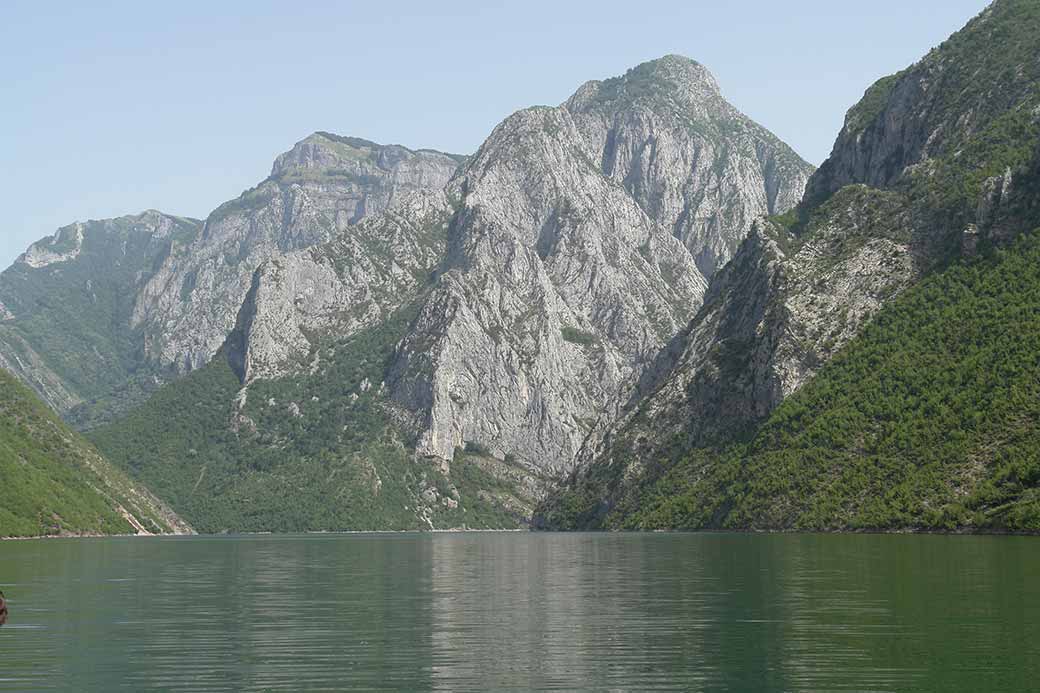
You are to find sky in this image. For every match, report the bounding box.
[1,0,988,270]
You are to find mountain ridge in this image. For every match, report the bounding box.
[86,54,813,532]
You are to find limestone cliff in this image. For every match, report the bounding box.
[382,56,812,479]
[132,133,462,373]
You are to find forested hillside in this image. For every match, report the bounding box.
[0,369,190,537]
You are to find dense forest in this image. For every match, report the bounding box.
[0,370,183,537]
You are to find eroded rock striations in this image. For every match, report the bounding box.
[228,189,453,384]
[566,186,923,500]
[379,56,812,481]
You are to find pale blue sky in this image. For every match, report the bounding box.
[1,1,986,269]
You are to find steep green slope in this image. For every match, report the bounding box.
[0,369,190,537]
[546,232,1040,532]
[807,0,1040,219]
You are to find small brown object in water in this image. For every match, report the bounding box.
[0,590,7,626]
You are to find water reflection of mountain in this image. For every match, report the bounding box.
[428,533,730,690]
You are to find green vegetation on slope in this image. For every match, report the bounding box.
[90,302,524,533]
[0,369,182,537]
[548,233,1040,532]
[806,0,1040,225]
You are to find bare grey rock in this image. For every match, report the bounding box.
[565,55,812,276]
[383,56,812,479]
[228,190,452,384]
[17,223,86,268]
[132,133,461,373]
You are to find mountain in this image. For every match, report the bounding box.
[0,211,203,425]
[132,133,464,375]
[89,56,813,532]
[605,232,1040,532]
[386,56,812,474]
[0,135,462,429]
[0,368,191,538]
[538,0,1040,532]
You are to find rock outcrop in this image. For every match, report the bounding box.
[574,186,921,484]
[806,1,1040,208]
[565,55,811,276]
[228,190,453,384]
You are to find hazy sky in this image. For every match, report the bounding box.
[1,0,986,269]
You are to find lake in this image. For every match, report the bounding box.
[0,532,1036,691]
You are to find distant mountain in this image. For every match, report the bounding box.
[132,133,463,375]
[88,55,813,532]
[539,0,1040,533]
[0,211,203,426]
[0,136,461,429]
[0,368,191,538]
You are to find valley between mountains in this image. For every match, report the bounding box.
[2,0,1038,537]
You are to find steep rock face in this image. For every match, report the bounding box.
[806,0,1040,207]
[228,190,452,384]
[575,186,921,486]
[385,57,811,477]
[566,56,813,276]
[391,105,710,475]
[132,133,462,373]
[0,211,202,419]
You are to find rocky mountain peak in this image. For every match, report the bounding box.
[132,130,463,375]
[629,54,722,94]
[269,131,463,181]
[565,55,723,116]
[558,56,814,277]
[13,211,197,271]
[379,56,812,473]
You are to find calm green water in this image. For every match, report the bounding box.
[0,532,1036,691]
